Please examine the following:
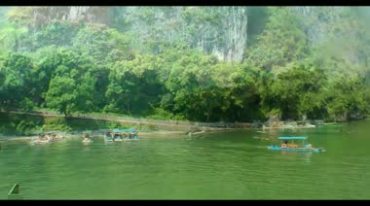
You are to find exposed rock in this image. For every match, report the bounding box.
[263,119,316,130]
[349,112,366,120]
[8,6,111,28]
[304,123,316,128]
[7,6,248,62]
[251,120,263,128]
[311,119,324,125]
[264,113,283,128]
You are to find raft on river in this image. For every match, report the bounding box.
[31,132,65,144]
[267,136,325,153]
[104,128,139,143]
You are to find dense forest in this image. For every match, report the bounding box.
[1,6,370,123]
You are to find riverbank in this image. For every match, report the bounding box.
[0,130,209,143]
[2,109,250,132]
[0,110,337,138]
[262,120,317,130]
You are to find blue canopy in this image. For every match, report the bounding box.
[112,128,137,133]
[112,129,127,133]
[278,136,307,140]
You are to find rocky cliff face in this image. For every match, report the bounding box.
[4,6,351,63]
[290,6,347,45]
[208,7,248,62]
[8,6,249,62]
[182,7,248,62]
[8,6,110,27]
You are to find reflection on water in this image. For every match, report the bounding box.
[0,119,370,199]
[279,150,313,163]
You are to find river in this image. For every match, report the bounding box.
[0,115,370,199]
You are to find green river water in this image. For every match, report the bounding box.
[1,115,370,199]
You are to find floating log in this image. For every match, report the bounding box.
[8,183,22,199]
[8,183,19,195]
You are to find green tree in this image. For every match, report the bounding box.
[105,55,164,115]
[264,62,327,120]
[0,53,34,110]
[246,7,308,71]
[45,75,76,116]
[326,75,370,121]
[73,25,133,65]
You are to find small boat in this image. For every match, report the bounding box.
[113,138,123,142]
[123,136,139,141]
[31,136,50,144]
[47,133,65,142]
[32,139,50,144]
[31,132,65,144]
[267,136,325,153]
[82,132,92,144]
[103,134,125,142]
[82,138,92,144]
[104,128,139,143]
[104,135,114,143]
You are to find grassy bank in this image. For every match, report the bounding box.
[3,108,351,138]
[5,109,251,131]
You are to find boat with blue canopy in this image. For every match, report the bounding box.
[267,136,325,153]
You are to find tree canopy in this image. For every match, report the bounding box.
[1,6,370,122]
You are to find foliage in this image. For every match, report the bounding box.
[246,7,308,70]
[0,53,34,110]
[0,7,370,123]
[105,54,164,115]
